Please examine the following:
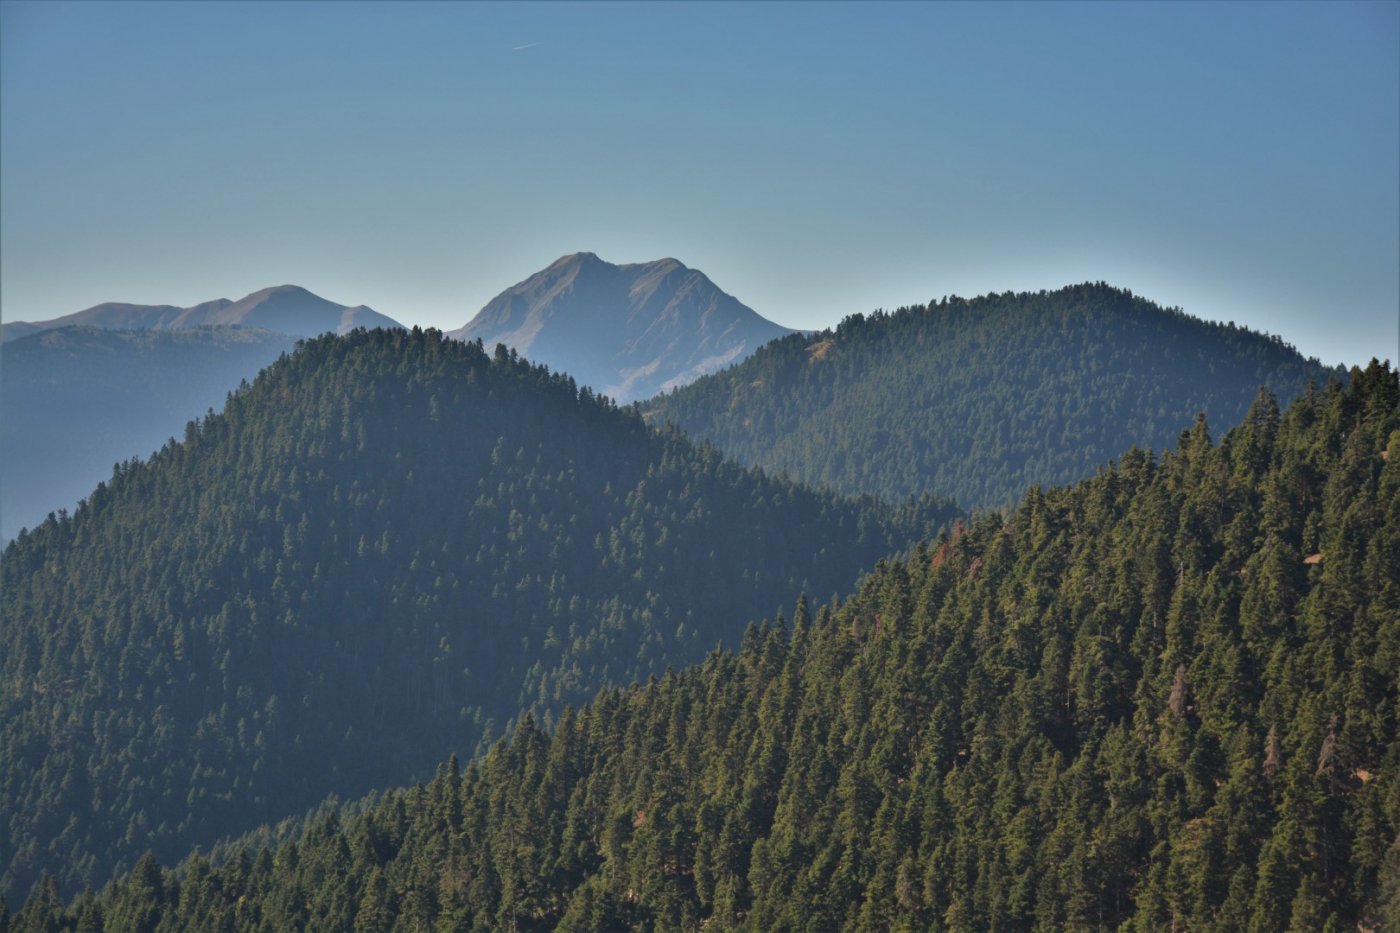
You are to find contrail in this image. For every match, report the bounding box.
[512,43,538,51]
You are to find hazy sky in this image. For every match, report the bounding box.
[2,0,1396,367]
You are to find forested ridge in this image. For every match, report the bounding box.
[0,327,953,902]
[642,283,1341,510]
[12,360,1395,931]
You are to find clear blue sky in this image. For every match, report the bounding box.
[2,0,1396,367]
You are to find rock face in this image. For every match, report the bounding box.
[448,253,793,402]
[1,285,402,342]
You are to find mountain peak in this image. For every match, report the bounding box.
[242,284,317,300]
[448,255,792,402]
[2,285,404,342]
[546,252,602,272]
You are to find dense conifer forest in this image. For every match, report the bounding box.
[642,283,1341,510]
[0,328,953,902]
[11,360,1394,931]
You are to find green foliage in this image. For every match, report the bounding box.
[643,283,1341,509]
[26,360,1395,931]
[0,327,951,902]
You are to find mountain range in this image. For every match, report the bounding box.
[1,262,1393,927]
[1,282,403,543]
[448,252,794,402]
[0,275,1344,545]
[0,285,401,343]
[1,260,787,540]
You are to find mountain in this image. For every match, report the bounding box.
[0,285,402,343]
[0,285,400,540]
[448,253,794,402]
[0,327,298,541]
[642,283,1344,510]
[22,362,1395,931]
[0,327,954,901]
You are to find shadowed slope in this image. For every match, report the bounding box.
[0,328,952,900]
[1,326,297,540]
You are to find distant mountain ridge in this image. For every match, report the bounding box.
[643,283,1345,509]
[1,326,298,541]
[1,285,402,342]
[448,252,794,402]
[0,284,398,541]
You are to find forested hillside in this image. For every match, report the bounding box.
[18,360,1394,931]
[0,328,952,901]
[642,283,1341,509]
[1,326,297,540]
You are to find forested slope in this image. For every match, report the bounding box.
[0,328,952,901]
[642,283,1341,509]
[15,361,1393,932]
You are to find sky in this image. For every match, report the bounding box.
[2,0,1396,368]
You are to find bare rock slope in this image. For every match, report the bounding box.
[448,253,792,402]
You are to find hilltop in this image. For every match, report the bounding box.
[643,283,1342,509]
